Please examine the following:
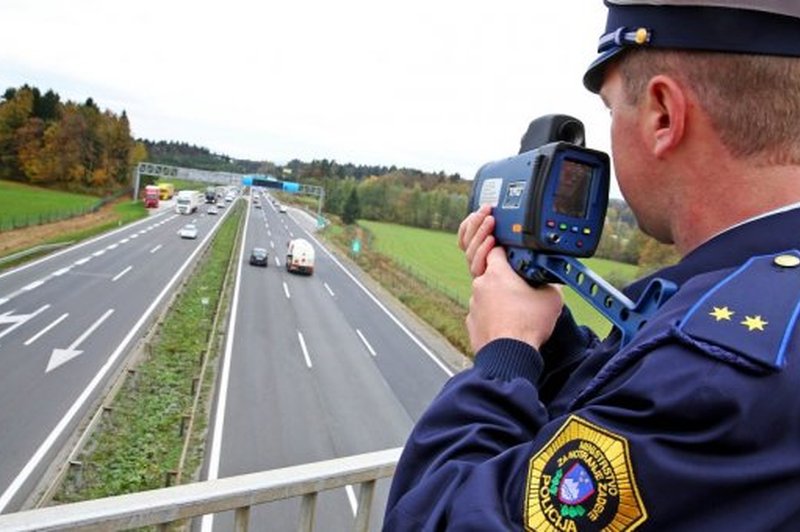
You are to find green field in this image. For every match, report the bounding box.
[0,180,100,230]
[358,220,639,334]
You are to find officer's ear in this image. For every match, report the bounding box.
[643,74,687,158]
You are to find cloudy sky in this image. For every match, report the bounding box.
[1,0,617,194]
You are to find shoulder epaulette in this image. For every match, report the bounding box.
[678,250,800,371]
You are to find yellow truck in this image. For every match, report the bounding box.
[158,182,175,200]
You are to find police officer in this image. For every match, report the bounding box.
[384,1,800,530]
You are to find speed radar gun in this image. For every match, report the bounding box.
[468,114,676,346]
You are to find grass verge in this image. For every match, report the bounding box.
[322,218,640,357]
[53,201,244,503]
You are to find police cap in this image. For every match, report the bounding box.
[584,0,800,93]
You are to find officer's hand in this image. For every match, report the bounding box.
[458,204,495,278]
[467,247,563,352]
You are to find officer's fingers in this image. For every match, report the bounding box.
[469,234,495,277]
[484,245,512,275]
[458,205,491,251]
[464,215,495,268]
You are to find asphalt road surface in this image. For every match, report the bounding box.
[0,197,232,512]
[201,192,454,531]
[0,191,461,529]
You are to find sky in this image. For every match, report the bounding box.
[0,0,619,196]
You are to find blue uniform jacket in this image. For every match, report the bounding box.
[384,207,800,531]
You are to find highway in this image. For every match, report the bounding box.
[0,197,233,512]
[0,189,458,528]
[203,192,453,531]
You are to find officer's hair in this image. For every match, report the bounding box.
[619,49,800,165]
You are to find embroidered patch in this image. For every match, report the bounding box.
[524,415,646,531]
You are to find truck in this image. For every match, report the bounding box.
[205,186,218,204]
[143,185,160,208]
[175,190,203,214]
[286,238,315,275]
[158,182,175,200]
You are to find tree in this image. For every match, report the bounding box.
[342,187,361,225]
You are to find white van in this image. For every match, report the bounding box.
[286,238,315,275]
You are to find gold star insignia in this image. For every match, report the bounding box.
[741,315,768,332]
[709,306,734,321]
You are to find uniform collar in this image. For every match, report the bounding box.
[625,206,800,299]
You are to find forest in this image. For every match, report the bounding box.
[0,85,145,196]
[0,84,678,270]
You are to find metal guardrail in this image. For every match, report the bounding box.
[0,242,74,266]
[0,448,402,531]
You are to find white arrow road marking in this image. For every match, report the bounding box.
[46,309,114,373]
[112,266,132,282]
[356,329,377,357]
[25,313,68,346]
[297,331,312,368]
[0,305,50,341]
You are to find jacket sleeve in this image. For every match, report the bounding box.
[384,328,800,531]
[384,337,551,531]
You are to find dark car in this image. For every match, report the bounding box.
[249,247,269,267]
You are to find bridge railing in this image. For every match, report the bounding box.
[0,447,402,532]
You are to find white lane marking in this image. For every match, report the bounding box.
[0,298,8,307]
[275,257,281,267]
[92,250,105,257]
[0,204,237,513]
[324,282,335,297]
[0,204,236,513]
[22,280,45,291]
[106,244,118,251]
[301,229,454,377]
[130,234,138,239]
[270,241,275,249]
[52,267,71,277]
[202,202,250,532]
[25,313,69,346]
[0,209,174,282]
[346,485,358,516]
[267,230,272,237]
[0,305,50,341]
[120,238,130,244]
[356,329,377,357]
[74,257,90,266]
[138,229,147,234]
[150,244,162,254]
[283,282,290,299]
[46,309,114,373]
[297,331,312,368]
[111,266,133,282]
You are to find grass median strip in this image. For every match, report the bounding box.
[53,201,243,503]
